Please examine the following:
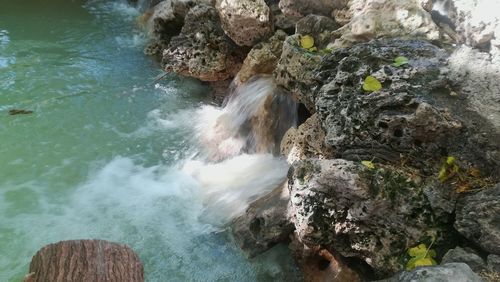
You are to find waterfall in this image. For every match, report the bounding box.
[183,75,298,224]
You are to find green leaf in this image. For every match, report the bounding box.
[300,35,314,49]
[393,56,409,67]
[414,257,437,267]
[363,76,382,92]
[446,156,456,165]
[362,160,375,170]
[408,244,427,258]
[406,243,438,270]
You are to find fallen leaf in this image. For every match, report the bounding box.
[300,35,314,49]
[362,160,375,170]
[362,76,382,92]
[393,56,409,67]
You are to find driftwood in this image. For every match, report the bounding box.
[24,240,144,282]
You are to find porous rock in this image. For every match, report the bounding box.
[378,263,482,282]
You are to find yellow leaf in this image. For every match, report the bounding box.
[361,160,375,170]
[300,35,315,49]
[446,156,456,165]
[414,257,436,267]
[408,244,427,258]
[363,76,382,92]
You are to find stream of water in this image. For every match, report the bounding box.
[0,0,299,281]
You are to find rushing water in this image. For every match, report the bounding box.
[0,0,300,281]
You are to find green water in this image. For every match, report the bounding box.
[0,0,299,281]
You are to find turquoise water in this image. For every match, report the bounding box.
[0,0,299,281]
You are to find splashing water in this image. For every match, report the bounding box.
[0,0,300,281]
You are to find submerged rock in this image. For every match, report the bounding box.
[378,263,482,282]
[162,4,244,81]
[215,0,273,47]
[455,184,500,255]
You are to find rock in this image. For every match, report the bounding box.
[487,254,500,273]
[280,113,334,164]
[378,263,482,282]
[332,0,441,48]
[162,4,245,81]
[274,35,322,113]
[279,0,348,18]
[143,0,211,56]
[315,39,462,163]
[25,240,143,282]
[455,184,500,255]
[295,14,339,48]
[215,0,273,47]
[269,3,297,34]
[236,30,287,84]
[441,247,486,272]
[288,158,452,275]
[231,183,294,257]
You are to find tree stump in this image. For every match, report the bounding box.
[24,240,144,282]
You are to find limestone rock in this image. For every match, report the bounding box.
[280,114,334,164]
[236,30,287,84]
[332,0,441,48]
[441,247,486,272]
[455,184,500,255]
[215,0,273,47]
[288,158,452,275]
[487,254,500,273]
[295,14,339,48]
[274,35,322,113]
[231,183,294,257]
[279,0,348,18]
[379,263,482,282]
[162,4,244,81]
[143,0,211,56]
[315,39,461,163]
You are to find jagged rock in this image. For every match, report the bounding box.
[274,35,322,113]
[331,0,441,48]
[487,254,500,273]
[295,14,339,48]
[441,247,486,272]
[279,0,348,18]
[378,263,482,282]
[231,183,294,257]
[455,184,500,255]
[236,30,287,84]
[288,158,452,275]
[315,39,462,163]
[162,4,244,81]
[215,0,273,47]
[269,2,297,34]
[280,114,334,164]
[143,0,212,56]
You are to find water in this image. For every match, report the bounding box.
[0,0,299,281]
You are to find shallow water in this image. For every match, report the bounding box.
[0,1,299,281]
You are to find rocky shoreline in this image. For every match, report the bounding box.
[139,0,500,280]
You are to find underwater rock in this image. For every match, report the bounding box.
[215,0,273,47]
[25,240,143,282]
[288,158,453,275]
[378,263,482,282]
[455,184,500,255]
[162,4,244,81]
[441,247,486,272]
[235,30,287,84]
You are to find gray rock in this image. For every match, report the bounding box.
[295,14,339,48]
[231,183,294,257]
[379,263,483,282]
[288,158,452,275]
[162,4,244,81]
[441,247,486,272]
[487,254,500,273]
[315,39,462,163]
[279,0,347,18]
[455,184,500,255]
[215,0,273,47]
